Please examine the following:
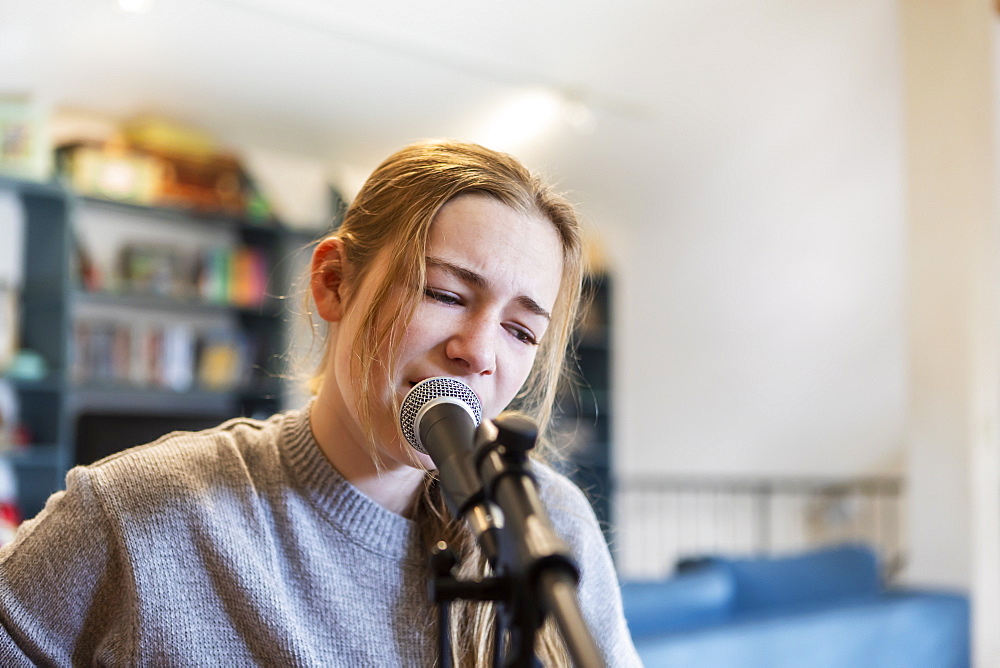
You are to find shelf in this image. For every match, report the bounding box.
[80,195,273,232]
[75,290,232,314]
[235,298,287,319]
[0,174,67,199]
[239,382,285,400]
[74,289,282,318]
[75,195,330,248]
[68,385,239,415]
[6,377,64,393]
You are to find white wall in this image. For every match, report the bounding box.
[605,1,908,480]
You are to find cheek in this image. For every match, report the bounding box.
[495,341,540,402]
[397,299,454,353]
[394,309,433,363]
[367,290,423,374]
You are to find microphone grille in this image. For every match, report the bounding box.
[399,377,483,453]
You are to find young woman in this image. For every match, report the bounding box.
[0,140,639,666]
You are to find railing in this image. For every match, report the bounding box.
[612,475,904,581]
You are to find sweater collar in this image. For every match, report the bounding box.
[280,402,420,563]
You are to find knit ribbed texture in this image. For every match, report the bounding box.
[0,405,640,666]
[281,406,418,562]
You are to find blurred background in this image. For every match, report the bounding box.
[0,0,995,665]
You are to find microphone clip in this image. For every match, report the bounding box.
[476,414,538,464]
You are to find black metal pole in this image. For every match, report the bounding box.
[430,541,456,668]
[476,416,605,668]
[539,570,604,668]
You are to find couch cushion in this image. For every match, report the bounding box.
[631,590,969,668]
[712,544,881,614]
[621,564,735,638]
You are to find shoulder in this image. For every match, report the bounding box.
[529,461,642,666]
[530,461,607,553]
[72,411,290,517]
[531,461,600,522]
[89,412,282,476]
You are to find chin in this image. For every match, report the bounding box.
[382,431,435,471]
[413,451,436,471]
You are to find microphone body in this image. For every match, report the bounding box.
[416,400,482,516]
[399,378,500,548]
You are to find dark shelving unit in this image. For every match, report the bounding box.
[554,274,613,539]
[1,175,325,517]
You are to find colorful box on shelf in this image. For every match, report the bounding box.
[109,242,270,307]
[58,141,250,216]
[198,246,269,308]
[0,96,52,182]
[118,243,191,299]
[59,143,163,204]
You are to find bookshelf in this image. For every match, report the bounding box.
[554,274,613,536]
[0,175,325,517]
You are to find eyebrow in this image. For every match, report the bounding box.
[426,256,552,320]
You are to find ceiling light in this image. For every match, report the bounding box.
[474,90,565,153]
[472,89,599,152]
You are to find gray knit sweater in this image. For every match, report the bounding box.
[0,405,640,666]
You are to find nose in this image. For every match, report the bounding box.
[445,314,497,376]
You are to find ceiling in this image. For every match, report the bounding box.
[1,0,903,268]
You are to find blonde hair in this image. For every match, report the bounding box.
[309,140,584,665]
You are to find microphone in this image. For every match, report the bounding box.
[399,376,482,456]
[401,379,602,666]
[399,377,501,552]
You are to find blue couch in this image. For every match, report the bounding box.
[620,544,969,667]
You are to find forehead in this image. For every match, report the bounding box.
[427,194,564,308]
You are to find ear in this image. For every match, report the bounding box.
[311,237,348,322]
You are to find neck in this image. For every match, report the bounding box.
[310,379,425,516]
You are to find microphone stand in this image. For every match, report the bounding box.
[428,415,605,668]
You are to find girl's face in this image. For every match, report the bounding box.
[330,193,565,471]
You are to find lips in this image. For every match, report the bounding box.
[407,375,440,388]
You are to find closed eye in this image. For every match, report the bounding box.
[426,285,540,345]
[506,324,539,346]
[424,288,461,306]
